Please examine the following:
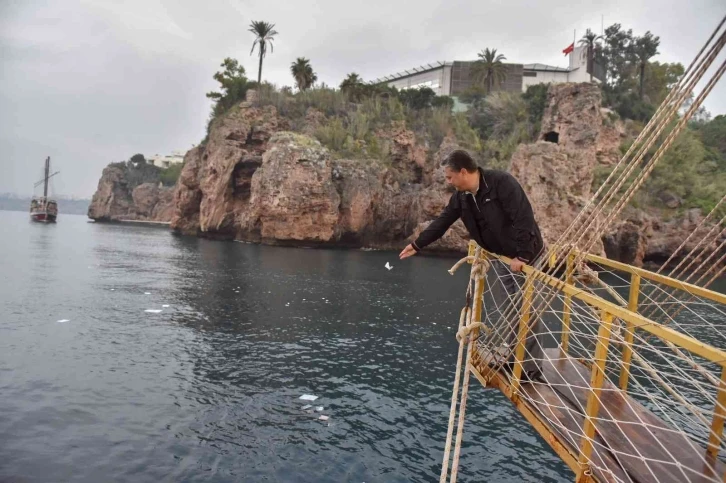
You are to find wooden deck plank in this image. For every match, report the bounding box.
[472,350,629,482]
[520,381,630,482]
[540,348,725,483]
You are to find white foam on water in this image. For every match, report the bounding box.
[144,309,162,313]
[56,319,70,323]
[162,304,170,308]
[144,292,151,295]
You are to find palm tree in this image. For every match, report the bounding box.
[249,21,278,84]
[340,72,364,100]
[340,73,362,91]
[471,48,508,95]
[290,57,317,91]
[632,31,660,99]
[578,28,603,82]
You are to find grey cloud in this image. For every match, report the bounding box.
[1,0,724,197]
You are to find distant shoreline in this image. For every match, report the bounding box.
[0,197,90,216]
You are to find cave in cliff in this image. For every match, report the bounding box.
[543,131,559,144]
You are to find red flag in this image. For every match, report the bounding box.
[562,42,574,56]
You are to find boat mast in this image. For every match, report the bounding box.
[43,156,50,198]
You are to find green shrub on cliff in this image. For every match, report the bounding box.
[595,121,726,217]
[160,163,184,187]
[206,58,254,131]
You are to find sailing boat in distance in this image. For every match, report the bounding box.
[30,156,59,223]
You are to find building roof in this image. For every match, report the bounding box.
[371,60,572,85]
[369,61,451,85]
[523,63,569,73]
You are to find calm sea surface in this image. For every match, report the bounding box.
[6,208,691,483]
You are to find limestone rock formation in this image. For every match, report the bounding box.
[90,83,713,267]
[88,163,173,222]
[511,83,609,255]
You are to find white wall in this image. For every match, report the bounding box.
[567,67,593,83]
[149,155,184,168]
[568,45,601,83]
[522,71,569,91]
[385,65,452,96]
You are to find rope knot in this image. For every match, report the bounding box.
[471,257,490,280]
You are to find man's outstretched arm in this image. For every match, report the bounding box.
[399,194,460,259]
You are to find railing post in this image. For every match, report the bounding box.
[619,273,640,391]
[511,274,534,396]
[562,253,575,353]
[577,310,614,481]
[707,366,726,458]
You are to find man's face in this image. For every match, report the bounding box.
[444,167,468,191]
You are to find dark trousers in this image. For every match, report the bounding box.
[489,259,544,373]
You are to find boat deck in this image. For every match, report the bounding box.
[471,348,725,482]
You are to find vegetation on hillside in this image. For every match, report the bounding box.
[198,21,725,217]
[109,154,182,188]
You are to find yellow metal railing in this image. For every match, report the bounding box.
[467,241,726,481]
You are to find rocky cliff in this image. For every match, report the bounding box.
[170,84,617,255]
[170,100,463,251]
[90,83,716,267]
[88,163,174,222]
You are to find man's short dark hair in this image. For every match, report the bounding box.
[442,150,478,173]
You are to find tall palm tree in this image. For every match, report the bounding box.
[290,57,317,91]
[471,48,508,94]
[249,21,278,84]
[632,31,660,99]
[578,28,603,82]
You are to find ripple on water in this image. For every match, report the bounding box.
[0,212,580,482]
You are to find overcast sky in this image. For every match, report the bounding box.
[1,0,724,197]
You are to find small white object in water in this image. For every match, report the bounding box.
[318,415,329,421]
[162,304,170,308]
[301,404,312,410]
[385,262,393,270]
[144,292,151,295]
[56,319,70,323]
[433,322,436,325]
[110,289,115,291]
[299,394,318,401]
[315,406,324,412]
[144,309,162,313]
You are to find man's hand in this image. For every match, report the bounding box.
[399,244,417,260]
[510,257,527,272]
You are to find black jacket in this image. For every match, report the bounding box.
[413,168,544,262]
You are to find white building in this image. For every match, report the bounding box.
[372,46,602,97]
[149,150,185,169]
[522,46,602,90]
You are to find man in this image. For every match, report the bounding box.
[399,150,545,380]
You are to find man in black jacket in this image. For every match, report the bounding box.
[399,150,545,379]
